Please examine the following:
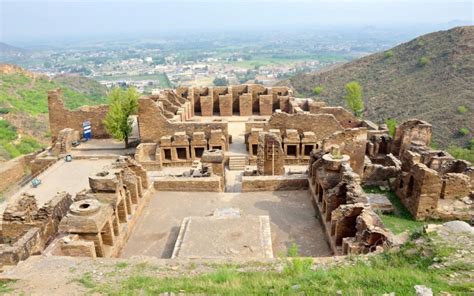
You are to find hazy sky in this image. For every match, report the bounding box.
[1,0,472,44]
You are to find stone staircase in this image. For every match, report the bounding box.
[228,155,248,171]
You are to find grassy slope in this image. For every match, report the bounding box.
[71,231,473,295]
[0,67,107,160]
[281,26,474,148]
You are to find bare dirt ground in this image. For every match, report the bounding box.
[119,190,332,259]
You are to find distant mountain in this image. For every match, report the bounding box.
[0,64,108,161]
[280,26,474,148]
[0,42,26,55]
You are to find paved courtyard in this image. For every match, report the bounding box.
[10,158,113,207]
[120,190,332,258]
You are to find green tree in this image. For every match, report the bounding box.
[313,86,324,95]
[103,87,139,148]
[385,118,397,137]
[343,81,364,118]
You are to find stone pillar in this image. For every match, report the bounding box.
[200,95,214,116]
[239,93,253,116]
[259,95,273,116]
[257,132,284,176]
[219,94,233,116]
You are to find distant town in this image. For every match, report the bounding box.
[2,29,416,93]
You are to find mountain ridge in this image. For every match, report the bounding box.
[280,26,474,147]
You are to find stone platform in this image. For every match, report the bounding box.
[172,215,273,259]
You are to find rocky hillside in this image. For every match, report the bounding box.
[0,64,108,161]
[281,26,474,148]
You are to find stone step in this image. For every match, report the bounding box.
[228,155,248,171]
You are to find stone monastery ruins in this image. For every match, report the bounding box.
[0,84,472,268]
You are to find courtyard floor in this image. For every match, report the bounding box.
[119,190,332,258]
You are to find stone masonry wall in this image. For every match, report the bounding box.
[0,158,26,193]
[48,89,109,141]
[139,98,229,143]
[266,113,344,142]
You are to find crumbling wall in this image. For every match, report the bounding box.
[139,97,229,144]
[393,143,473,221]
[0,158,27,193]
[48,89,109,141]
[322,128,367,177]
[242,174,308,192]
[266,112,344,141]
[0,192,72,266]
[307,149,393,255]
[362,154,401,186]
[391,119,432,157]
[154,176,223,192]
[310,106,361,128]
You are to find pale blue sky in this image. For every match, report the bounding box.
[1,0,472,43]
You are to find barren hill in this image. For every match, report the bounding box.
[281,26,474,147]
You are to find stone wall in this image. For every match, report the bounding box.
[307,151,393,255]
[309,106,361,129]
[139,98,229,144]
[0,152,44,192]
[153,176,224,192]
[48,89,109,141]
[322,128,367,177]
[242,175,308,192]
[266,113,344,141]
[0,158,26,193]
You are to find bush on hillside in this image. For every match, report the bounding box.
[457,105,468,114]
[313,86,324,95]
[384,50,394,59]
[419,56,430,67]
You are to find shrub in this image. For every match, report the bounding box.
[457,105,468,114]
[384,50,394,59]
[459,128,470,136]
[313,86,324,95]
[419,56,430,67]
[385,118,397,137]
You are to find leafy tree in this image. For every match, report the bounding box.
[313,86,324,95]
[385,118,397,137]
[213,77,229,86]
[419,56,430,67]
[103,87,139,148]
[343,81,364,118]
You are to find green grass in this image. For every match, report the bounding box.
[363,186,425,234]
[0,280,16,293]
[0,71,106,160]
[447,146,474,163]
[0,119,18,141]
[77,235,473,295]
[0,73,107,115]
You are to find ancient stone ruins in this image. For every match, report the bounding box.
[0,84,472,268]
